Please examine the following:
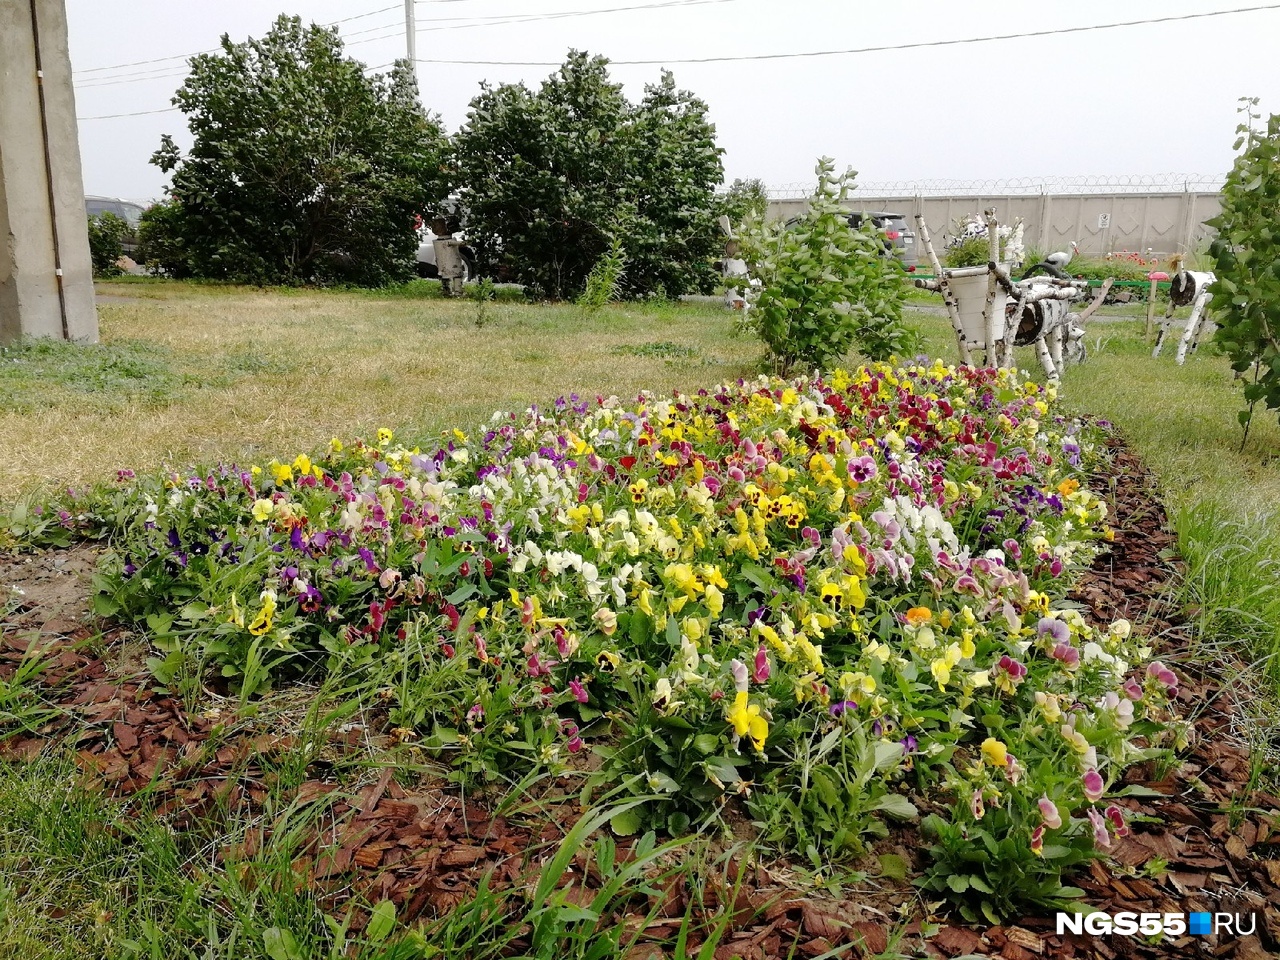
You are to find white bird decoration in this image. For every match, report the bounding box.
[1045,241,1080,270]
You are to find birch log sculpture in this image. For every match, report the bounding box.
[980,210,1002,364]
[915,211,1102,379]
[914,214,972,364]
[1152,255,1216,364]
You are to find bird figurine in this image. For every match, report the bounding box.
[1044,241,1080,270]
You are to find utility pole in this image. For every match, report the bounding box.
[1,0,98,344]
[404,0,416,85]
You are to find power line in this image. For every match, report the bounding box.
[411,0,733,24]
[343,0,733,47]
[77,107,180,120]
[73,3,402,76]
[77,69,190,89]
[413,3,1280,65]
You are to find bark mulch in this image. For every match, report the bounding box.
[2,437,1278,959]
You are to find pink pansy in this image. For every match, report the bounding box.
[1083,767,1105,802]
[1146,661,1178,695]
[1030,824,1046,856]
[568,678,589,704]
[1051,642,1080,669]
[971,788,986,820]
[1122,678,1144,701]
[729,658,749,693]
[1087,807,1111,848]
[1104,804,1130,838]
[994,655,1028,694]
[753,645,770,684]
[562,720,584,753]
[1038,796,1063,829]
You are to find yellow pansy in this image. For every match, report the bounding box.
[726,692,768,751]
[251,498,275,522]
[247,588,277,636]
[980,738,1008,768]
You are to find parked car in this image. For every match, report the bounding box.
[782,210,918,271]
[847,211,918,271]
[85,196,147,259]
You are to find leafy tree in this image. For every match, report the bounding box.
[151,15,449,286]
[86,212,127,276]
[1208,98,1280,437]
[136,199,193,278]
[739,158,911,375]
[453,51,723,300]
[622,72,724,298]
[715,177,770,228]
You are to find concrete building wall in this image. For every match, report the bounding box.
[0,0,98,344]
[767,191,1222,259]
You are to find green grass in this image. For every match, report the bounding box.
[5,280,1280,954]
[0,280,762,499]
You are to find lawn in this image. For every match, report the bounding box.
[2,280,1279,959]
[0,280,758,499]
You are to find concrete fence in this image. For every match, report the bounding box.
[766,190,1222,259]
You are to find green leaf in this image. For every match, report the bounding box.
[702,755,740,785]
[877,853,909,880]
[946,874,970,894]
[262,928,303,960]
[692,734,720,755]
[365,899,396,942]
[869,793,918,820]
[609,807,643,836]
[556,904,601,923]
[93,594,121,618]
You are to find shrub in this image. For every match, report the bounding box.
[135,199,192,278]
[86,212,127,277]
[577,237,627,311]
[738,158,910,373]
[1208,96,1280,435]
[714,178,770,230]
[453,51,722,301]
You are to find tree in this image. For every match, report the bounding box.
[453,51,723,300]
[715,178,770,229]
[622,72,725,298]
[86,213,127,277]
[739,158,911,375]
[151,15,450,286]
[1208,98,1280,437]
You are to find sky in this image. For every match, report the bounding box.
[66,0,1280,203]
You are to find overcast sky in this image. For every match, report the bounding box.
[67,0,1280,203]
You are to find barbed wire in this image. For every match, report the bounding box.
[766,174,1226,199]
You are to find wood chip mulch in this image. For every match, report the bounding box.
[2,436,1279,959]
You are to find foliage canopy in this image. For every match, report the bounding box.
[86,213,127,277]
[151,15,449,286]
[739,158,911,374]
[453,51,723,300]
[1208,98,1280,431]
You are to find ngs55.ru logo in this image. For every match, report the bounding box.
[1057,911,1258,937]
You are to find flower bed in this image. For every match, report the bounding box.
[75,361,1180,919]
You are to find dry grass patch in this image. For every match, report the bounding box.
[0,282,759,497]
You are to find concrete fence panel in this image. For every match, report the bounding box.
[766,189,1221,259]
